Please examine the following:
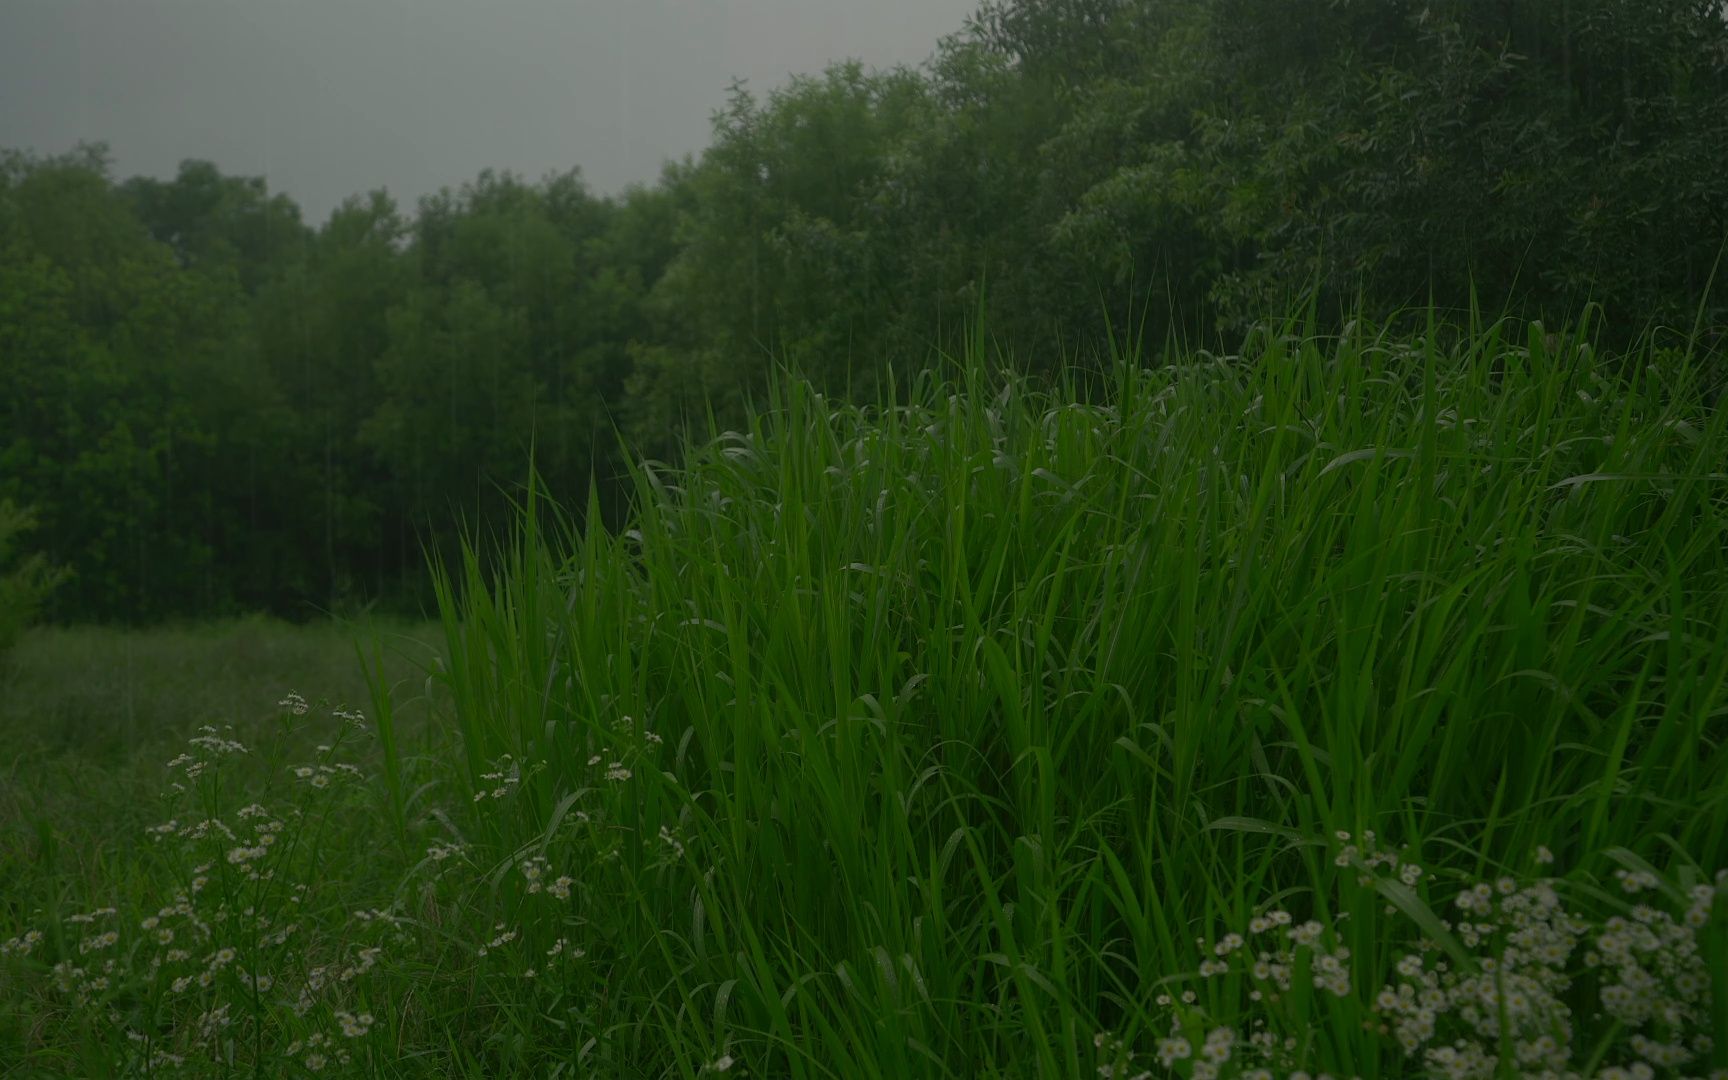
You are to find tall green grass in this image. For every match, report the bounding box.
[421,311,1728,1076]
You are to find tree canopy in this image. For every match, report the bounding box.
[4,0,1724,622]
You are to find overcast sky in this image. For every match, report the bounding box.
[0,0,979,225]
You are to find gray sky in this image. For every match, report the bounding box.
[0,0,979,225]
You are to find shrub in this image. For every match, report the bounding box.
[0,499,68,653]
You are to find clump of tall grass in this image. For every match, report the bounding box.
[417,310,1728,1076]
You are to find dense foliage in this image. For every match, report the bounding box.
[3,0,1726,622]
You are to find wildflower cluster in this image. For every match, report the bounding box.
[474,752,524,801]
[587,712,664,788]
[1093,1026,1357,1080]
[1360,853,1726,1080]
[293,759,364,790]
[1333,828,1431,889]
[451,846,587,985]
[1107,829,1728,1080]
[1139,899,1357,1079]
[0,696,391,1075]
[162,723,250,788]
[516,852,576,900]
[284,1030,351,1073]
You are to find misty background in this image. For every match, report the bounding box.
[0,0,978,223]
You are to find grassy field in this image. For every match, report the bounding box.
[3,314,1726,1079]
[0,617,447,1074]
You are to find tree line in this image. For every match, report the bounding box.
[3,0,1725,624]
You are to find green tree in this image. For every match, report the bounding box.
[120,159,311,294]
[252,189,410,608]
[1185,0,1728,329]
[628,64,942,452]
[0,500,68,653]
[1,146,296,619]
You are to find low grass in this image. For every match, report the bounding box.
[0,616,445,1074]
[0,615,441,759]
[2,310,1726,1078]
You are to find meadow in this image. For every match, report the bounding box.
[2,313,1726,1079]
